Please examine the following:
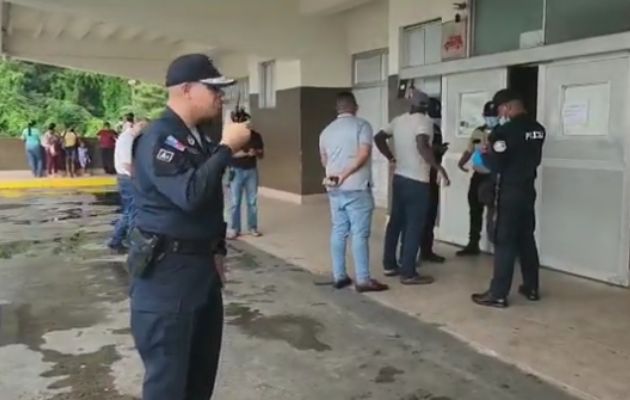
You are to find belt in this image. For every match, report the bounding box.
[160,237,220,255]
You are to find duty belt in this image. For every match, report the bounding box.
[160,237,220,255]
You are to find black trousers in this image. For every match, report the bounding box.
[467,173,488,246]
[101,148,115,174]
[421,181,440,255]
[489,187,540,298]
[131,253,223,400]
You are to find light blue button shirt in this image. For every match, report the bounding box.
[319,114,373,191]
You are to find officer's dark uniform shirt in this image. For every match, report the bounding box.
[483,114,545,188]
[133,107,231,244]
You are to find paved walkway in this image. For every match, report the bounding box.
[236,196,630,400]
[0,191,580,400]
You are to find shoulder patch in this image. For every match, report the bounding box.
[156,148,174,163]
[493,140,507,153]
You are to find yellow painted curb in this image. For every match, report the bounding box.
[0,176,117,190]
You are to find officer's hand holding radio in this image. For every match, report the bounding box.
[221,119,250,152]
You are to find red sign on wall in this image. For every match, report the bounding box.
[442,20,467,60]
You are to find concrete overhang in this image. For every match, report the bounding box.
[299,0,378,16]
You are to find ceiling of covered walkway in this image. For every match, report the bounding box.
[0,0,377,82]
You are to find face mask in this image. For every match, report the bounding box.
[484,117,498,128]
[499,116,510,125]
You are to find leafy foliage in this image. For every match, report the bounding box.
[0,60,166,137]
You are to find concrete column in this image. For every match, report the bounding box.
[248,55,351,197]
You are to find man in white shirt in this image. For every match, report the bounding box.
[108,118,148,253]
[374,89,450,284]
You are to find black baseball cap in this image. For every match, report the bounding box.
[483,101,497,117]
[165,53,235,88]
[492,89,523,107]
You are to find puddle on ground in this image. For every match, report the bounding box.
[41,345,137,400]
[374,366,405,383]
[0,240,34,259]
[89,192,121,207]
[225,303,331,352]
[0,204,26,211]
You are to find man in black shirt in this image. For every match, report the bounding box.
[227,127,264,238]
[472,89,545,309]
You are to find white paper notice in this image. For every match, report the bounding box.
[562,102,589,128]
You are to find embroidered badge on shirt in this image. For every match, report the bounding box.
[156,148,175,163]
[493,140,507,153]
[187,136,196,146]
[165,135,186,152]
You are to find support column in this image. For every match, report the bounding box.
[248,54,351,198]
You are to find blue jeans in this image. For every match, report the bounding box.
[328,190,374,285]
[26,147,44,177]
[383,175,430,278]
[229,168,258,233]
[109,175,135,248]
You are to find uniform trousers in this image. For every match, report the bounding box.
[130,252,223,400]
[489,186,540,298]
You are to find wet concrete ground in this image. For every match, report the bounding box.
[0,192,579,400]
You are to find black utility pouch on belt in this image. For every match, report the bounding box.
[127,228,161,278]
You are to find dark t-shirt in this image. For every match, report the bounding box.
[231,130,264,169]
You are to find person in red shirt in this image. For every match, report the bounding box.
[97,122,117,174]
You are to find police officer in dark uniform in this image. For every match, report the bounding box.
[128,53,251,399]
[472,89,545,308]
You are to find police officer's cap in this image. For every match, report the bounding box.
[483,101,497,117]
[492,89,523,107]
[165,53,235,88]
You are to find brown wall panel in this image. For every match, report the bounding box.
[0,138,105,171]
[300,87,348,195]
[250,90,302,194]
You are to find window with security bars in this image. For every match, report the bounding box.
[259,60,276,108]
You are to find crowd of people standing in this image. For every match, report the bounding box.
[18,113,135,178]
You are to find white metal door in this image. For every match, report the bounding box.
[354,86,389,208]
[537,54,630,285]
[439,68,508,249]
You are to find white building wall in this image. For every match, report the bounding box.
[345,0,389,55]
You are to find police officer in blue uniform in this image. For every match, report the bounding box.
[472,89,545,308]
[128,53,251,399]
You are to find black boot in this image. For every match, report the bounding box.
[471,291,508,308]
[456,243,480,256]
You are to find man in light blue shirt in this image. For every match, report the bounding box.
[21,120,44,177]
[319,91,388,293]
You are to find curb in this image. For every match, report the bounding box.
[0,176,117,190]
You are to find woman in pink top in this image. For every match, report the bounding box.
[42,123,61,177]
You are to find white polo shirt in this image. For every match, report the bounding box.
[384,112,434,183]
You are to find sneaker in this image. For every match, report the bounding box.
[400,275,435,285]
[518,285,540,301]
[471,291,508,308]
[355,279,389,293]
[384,268,400,277]
[226,231,239,240]
[456,245,480,256]
[249,229,262,237]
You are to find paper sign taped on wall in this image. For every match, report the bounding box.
[562,102,589,129]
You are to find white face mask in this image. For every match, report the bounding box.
[499,116,510,125]
[484,117,498,128]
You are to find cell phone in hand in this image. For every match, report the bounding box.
[323,176,340,187]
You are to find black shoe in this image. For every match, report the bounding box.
[108,244,128,255]
[518,285,540,301]
[400,275,435,285]
[333,277,353,289]
[456,245,480,256]
[422,253,446,263]
[471,291,508,308]
[384,268,400,277]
